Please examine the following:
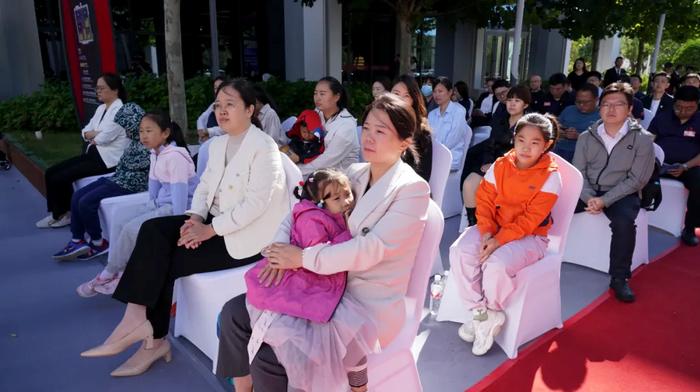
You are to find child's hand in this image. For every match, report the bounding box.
[479,237,500,263]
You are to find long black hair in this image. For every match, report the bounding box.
[253,84,279,114]
[215,78,263,129]
[99,73,127,101]
[142,111,189,153]
[318,76,348,111]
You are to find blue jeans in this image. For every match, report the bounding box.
[70,178,131,240]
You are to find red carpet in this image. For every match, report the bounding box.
[469,244,700,392]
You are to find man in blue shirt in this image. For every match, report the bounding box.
[648,86,700,246]
[554,84,601,162]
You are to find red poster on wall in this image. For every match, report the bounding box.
[60,0,116,125]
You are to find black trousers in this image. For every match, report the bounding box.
[113,215,261,338]
[575,193,640,279]
[663,167,700,228]
[216,294,288,392]
[44,147,113,219]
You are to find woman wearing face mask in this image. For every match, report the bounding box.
[422,76,438,113]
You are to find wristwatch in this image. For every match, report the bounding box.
[681,163,689,171]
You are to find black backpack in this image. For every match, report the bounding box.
[640,158,663,211]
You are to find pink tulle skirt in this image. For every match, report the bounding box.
[247,293,380,392]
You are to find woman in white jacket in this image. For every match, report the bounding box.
[217,94,431,392]
[79,79,289,378]
[37,73,129,228]
[296,76,360,177]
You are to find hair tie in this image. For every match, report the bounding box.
[298,181,305,186]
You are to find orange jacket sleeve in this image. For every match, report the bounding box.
[494,188,559,245]
[476,179,499,236]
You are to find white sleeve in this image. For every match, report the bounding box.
[297,125,355,176]
[81,105,102,138]
[93,106,126,145]
[443,115,467,171]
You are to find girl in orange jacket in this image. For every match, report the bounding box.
[449,113,562,356]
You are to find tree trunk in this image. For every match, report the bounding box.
[635,39,645,74]
[398,13,412,75]
[164,0,188,132]
[591,39,600,71]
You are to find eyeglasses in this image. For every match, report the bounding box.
[95,85,111,92]
[673,104,697,114]
[599,102,628,110]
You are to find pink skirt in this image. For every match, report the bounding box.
[247,292,379,392]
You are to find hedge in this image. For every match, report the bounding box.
[0,75,373,135]
[672,39,700,70]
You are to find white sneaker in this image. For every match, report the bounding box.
[49,213,71,228]
[472,310,506,356]
[36,214,56,228]
[458,322,475,343]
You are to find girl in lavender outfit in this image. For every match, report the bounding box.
[244,169,377,392]
[77,112,197,297]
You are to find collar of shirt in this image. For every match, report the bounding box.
[596,121,629,153]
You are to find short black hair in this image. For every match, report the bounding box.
[548,73,568,86]
[675,85,700,103]
[630,74,642,81]
[653,71,670,82]
[663,62,673,69]
[492,78,510,91]
[586,71,602,80]
[577,83,599,99]
[600,82,634,107]
[615,56,624,61]
[435,76,453,91]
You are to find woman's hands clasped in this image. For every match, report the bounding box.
[257,243,304,287]
[177,215,216,249]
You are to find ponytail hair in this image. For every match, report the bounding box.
[293,168,352,207]
[143,111,190,153]
[514,112,560,152]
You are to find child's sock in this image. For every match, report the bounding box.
[472,307,488,322]
[91,238,104,247]
[347,364,368,389]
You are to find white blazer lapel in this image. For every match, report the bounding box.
[348,159,404,233]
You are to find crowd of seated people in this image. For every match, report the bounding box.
[33,62,698,390]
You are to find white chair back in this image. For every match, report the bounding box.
[546,152,584,256]
[428,143,451,208]
[280,152,303,210]
[653,143,665,165]
[641,109,653,130]
[470,126,492,147]
[281,116,297,134]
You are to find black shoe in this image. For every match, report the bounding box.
[681,227,699,247]
[610,278,635,303]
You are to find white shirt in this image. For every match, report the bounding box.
[428,101,469,170]
[81,99,128,168]
[479,93,494,114]
[650,99,661,118]
[596,122,629,154]
[258,104,285,145]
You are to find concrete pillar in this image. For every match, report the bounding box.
[0,0,44,99]
[434,19,478,89]
[284,0,342,81]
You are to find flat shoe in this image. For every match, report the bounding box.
[111,340,172,377]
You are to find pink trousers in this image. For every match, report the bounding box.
[450,226,549,311]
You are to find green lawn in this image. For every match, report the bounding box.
[5,131,83,169]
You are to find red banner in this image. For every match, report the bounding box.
[60,0,116,124]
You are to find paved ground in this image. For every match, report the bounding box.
[0,167,678,391]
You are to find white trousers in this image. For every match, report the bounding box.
[105,203,173,274]
[449,226,549,311]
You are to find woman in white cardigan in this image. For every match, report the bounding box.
[217,94,431,392]
[79,79,289,377]
[37,73,129,228]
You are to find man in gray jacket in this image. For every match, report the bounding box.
[573,83,655,303]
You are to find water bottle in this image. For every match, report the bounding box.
[429,274,446,318]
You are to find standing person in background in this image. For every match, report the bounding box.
[371,76,392,101]
[554,84,601,162]
[682,73,700,89]
[529,74,545,114]
[37,73,128,229]
[540,73,574,116]
[298,77,360,177]
[642,72,674,120]
[428,77,469,171]
[475,78,496,111]
[391,74,433,181]
[603,56,627,87]
[568,58,589,91]
[663,62,680,94]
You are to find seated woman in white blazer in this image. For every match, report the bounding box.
[79,79,289,377]
[216,94,432,392]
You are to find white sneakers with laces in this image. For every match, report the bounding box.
[458,308,506,356]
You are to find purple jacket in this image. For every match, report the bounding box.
[245,199,352,323]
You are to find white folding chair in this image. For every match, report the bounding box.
[441,124,473,218]
[98,192,149,240]
[649,179,689,237]
[470,126,492,148]
[653,143,665,165]
[281,116,297,134]
[367,200,444,391]
[428,142,451,210]
[437,153,582,359]
[173,156,298,369]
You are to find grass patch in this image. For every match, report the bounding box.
[5,131,83,169]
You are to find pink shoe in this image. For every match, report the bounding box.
[76,273,118,298]
[94,273,121,295]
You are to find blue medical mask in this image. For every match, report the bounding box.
[421,84,433,97]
